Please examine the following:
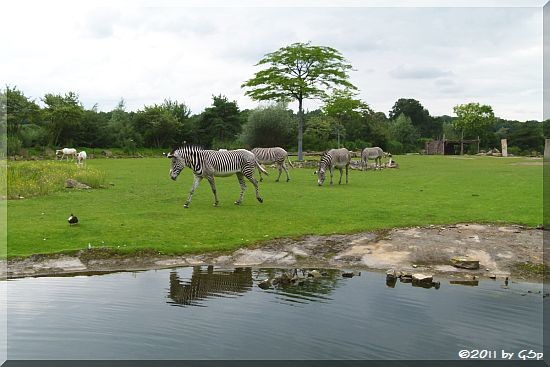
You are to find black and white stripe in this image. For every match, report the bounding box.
[167,145,268,208]
[361,147,390,170]
[251,147,294,182]
[316,148,351,186]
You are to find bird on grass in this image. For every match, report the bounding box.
[68,214,78,225]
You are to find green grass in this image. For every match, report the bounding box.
[6,161,106,199]
[5,155,542,258]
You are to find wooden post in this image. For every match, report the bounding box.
[501,139,508,157]
[460,131,464,155]
[545,139,550,158]
[477,136,480,154]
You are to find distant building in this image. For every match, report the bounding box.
[425,137,480,155]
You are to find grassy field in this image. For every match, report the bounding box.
[5,155,542,258]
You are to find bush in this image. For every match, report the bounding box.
[386,140,404,155]
[7,136,21,156]
[241,104,295,148]
[507,146,522,156]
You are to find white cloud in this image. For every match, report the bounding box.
[1,3,543,120]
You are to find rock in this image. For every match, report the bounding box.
[412,273,433,283]
[450,280,479,286]
[489,274,497,279]
[386,269,397,280]
[102,150,113,158]
[450,257,480,270]
[258,279,272,289]
[65,179,91,189]
[308,270,322,278]
[412,264,418,268]
[342,271,360,278]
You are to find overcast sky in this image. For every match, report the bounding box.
[2,1,545,120]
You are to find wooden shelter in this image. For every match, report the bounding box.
[425,136,480,155]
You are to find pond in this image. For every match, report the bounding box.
[4,266,544,360]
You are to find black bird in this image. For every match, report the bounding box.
[68,214,78,225]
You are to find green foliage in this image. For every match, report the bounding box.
[6,86,41,138]
[389,98,441,138]
[453,102,496,139]
[7,136,22,155]
[386,140,404,155]
[6,156,542,257]
[196,95,243,148]
[242,42,357,160]
[240,103,295,148]
[389,113,419,152]
[7,161,106,199]
[42,92,85,146]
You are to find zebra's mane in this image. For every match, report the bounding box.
[170,144,204,155]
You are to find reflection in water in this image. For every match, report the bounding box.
[168,266,253,306]
[256,268,343,305]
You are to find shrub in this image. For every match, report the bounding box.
[386,140,404,155]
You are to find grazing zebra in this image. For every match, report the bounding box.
[166,145,268,208]
[316,148,351,186]
[361,147,390,170]
[251,147,294,182]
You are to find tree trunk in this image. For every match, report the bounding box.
[297,98,304,161]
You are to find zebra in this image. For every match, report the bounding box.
[361,147,391,170]
[251,147,294,182]
[315,148,351,186]
[166,145,268,208]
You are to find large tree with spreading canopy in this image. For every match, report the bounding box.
[241,42,357,160]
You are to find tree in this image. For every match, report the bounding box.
[323,89,372,144]
[42,92,84,146]
[196,95,243,148]
[452,102,496,139]
[240,103,295,148]
[389,98,441,138]
[6,86,40,138]
[389,113,419,152]
[242,42,357,160]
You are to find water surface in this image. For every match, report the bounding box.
[6,267,544,360]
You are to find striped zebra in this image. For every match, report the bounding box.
[361,147,390,170]
[316,148,351,186]
[166,145,268,208]
[251,147,294,182]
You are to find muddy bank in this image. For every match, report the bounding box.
[2,223,544,280]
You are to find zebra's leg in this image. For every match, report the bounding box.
[259,169,263,182]
[338,167,343,184]
[206,176,219,207]
[346,164,349,184]
[283,163,290,182]
[276,163,283,182]
[244,172,264,203]
[329,167,334,185]
[235,172,247,205]
[184,175,203,208]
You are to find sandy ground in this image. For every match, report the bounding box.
[1,223,544,280]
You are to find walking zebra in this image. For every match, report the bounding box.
[316,148,351,186]
[166,145,268,208]
[251,147,294,182]
[361,147,390,170]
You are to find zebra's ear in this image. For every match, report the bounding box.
[165,152,174,158]
[313,171,317,175]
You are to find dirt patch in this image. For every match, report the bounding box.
[1,223,544,281]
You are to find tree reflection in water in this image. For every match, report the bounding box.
[168,266,346,307]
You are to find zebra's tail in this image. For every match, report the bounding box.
[256,159,269,176]
[286,155,294,168]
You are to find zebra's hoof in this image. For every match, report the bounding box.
[183,204,189,209]
[213,203,219,207]
[286,179,290,182]
[257,197,263,203]
[234,201,241,206]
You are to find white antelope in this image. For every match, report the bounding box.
[56,148,78,161]
[76,151,87,167]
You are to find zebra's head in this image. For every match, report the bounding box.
[166,150,185,180]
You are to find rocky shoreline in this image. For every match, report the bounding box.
[1,223,544,281]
